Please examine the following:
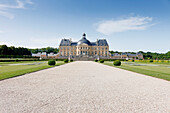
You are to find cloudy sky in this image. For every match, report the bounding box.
[0,0,170,53]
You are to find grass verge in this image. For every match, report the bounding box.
[103,61,170,81]
[0,61,66,81]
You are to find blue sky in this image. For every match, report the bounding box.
[0,0,170,53]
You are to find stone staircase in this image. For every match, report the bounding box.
[72,55,96,61]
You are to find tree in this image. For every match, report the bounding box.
[0,45,8,55]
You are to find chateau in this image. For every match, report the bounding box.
[32,33,143,60]
[58,33,109,60]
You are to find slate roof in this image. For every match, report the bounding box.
[60,39,70,46]
[111,53,121,56]
[121,52,127,55]
[77,37,91,46]
[91,42,97,46]
[97,39,108,46]
[127,53,137,57]
[137,52,142,55]
[71,42,77,46]
[121,52,137,57]
[59,35,109,46]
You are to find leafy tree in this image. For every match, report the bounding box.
[0,45,8,55]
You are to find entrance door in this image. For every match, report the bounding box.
[83,51,85,55]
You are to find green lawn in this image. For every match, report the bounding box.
[0,61,65,80]
[103,61,170,81]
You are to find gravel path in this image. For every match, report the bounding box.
[0,61,170,113]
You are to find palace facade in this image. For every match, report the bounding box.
[32,33,143,60]
[58,33,109,60]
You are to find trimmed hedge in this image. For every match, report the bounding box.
[150,59,153,62]
[113,60,121,66]
[94,59,98,62]
[99,59,104,63]
[48,60,56,65]
[70,59,73,62]
[0,59,39,62]
[0,55,34,58]
[56,59,66,61]
[99,59,126,61]
[64,59,69,63]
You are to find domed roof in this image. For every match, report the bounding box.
[77,33,91,46]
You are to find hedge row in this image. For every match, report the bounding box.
[0,55,34,58]
[0,59,40,62]
[132,60,170,63]
[99,59,126,61]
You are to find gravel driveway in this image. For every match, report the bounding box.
[0,61,170,113]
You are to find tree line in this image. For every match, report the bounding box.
[30,47,59,54]
[0,45,31,56]
[0,45,59,54]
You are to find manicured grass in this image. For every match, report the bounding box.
[133,61,170,65]
[0,61,65,80]
[0,61,44,64]
[103,61,170,81]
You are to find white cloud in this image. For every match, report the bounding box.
[25,0,34,4]
[0,0,24,9]
[96,16,154,35]
[0,0,33,19]
[0,11,14,19]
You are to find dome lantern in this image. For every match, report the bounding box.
[82,33,86,39]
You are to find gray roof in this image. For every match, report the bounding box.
[137,52,142,55]
[127,53,137,57]
[111,53,120,56]
[91,42,97,46]
[121,52,127,55]
[77,37,91,46]
[97,39,108,46]
[60,39,70,46]
[59,34,109,46]
[71,42,77,46]
[121,52,137,57]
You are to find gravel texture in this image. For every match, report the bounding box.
[0,61,170,113]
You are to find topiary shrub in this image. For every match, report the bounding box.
[64,59,69,63]
[132,59,134,62]
[149,59,153,62]
[70,59,73,62]
[48,60,56,65]
[99,59,104,63]
[15,59,19,62]
[114,60,121,66]
[94,59,98,62]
